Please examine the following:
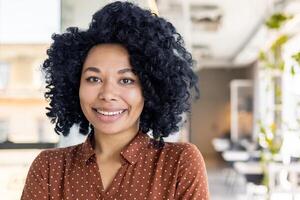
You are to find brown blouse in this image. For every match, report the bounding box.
[21,131,209,200]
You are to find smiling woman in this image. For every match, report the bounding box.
[21,1,209,200]
[79,44,145,154]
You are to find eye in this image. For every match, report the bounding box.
[120,78,135,85]
[86,76,101,83]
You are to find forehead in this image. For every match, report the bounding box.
[83,43,131,69]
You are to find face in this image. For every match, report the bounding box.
[79,44,144,136]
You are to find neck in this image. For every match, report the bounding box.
[93,127,140,161]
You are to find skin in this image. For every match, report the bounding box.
[79,43,144,162]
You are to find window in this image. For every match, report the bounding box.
[0,0,61,43]
[0,62,10,90]
[0,0,60,149]
[0,119,9,142]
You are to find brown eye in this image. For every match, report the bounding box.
[86,77,101,83]
[120,78,135,85]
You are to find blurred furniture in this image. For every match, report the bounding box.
[234,161,263,185]
[268,162,300,198]
[212,137,231,153]
[0,141,56,149]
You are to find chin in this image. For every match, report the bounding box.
[93,125,126,135]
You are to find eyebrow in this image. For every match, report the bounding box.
[83,67,135,74]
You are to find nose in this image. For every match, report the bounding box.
[98,80,117,102]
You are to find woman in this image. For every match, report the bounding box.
[21,1,209,199]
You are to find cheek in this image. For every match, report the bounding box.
[79,84,96,104]
[124,89,144,109]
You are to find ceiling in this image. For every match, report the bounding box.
[157,0,272,69]
[61,0,300,69]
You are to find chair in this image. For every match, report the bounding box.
[268,162,300,199]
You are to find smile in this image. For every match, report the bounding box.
[96,109,126,116]
[92,108,127,123]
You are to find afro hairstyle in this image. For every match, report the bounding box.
[42,1,199,148]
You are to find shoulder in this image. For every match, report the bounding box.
[167,143,209,199]
[163,142,206,169]
[164,141,203,158]
[38,143,80,157]
[31,143,82,168]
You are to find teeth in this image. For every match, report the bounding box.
[96,109,124,116]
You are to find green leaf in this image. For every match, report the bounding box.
[271,35,289,52]
[279,61,285,71]
[265,13,293,29]
[291,66,296,76]
[260,126,267,135]
[292,52,300,65]
[259,51,267,61]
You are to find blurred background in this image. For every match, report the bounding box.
[1,0,300,199]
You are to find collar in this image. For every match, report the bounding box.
[79,130,151,165]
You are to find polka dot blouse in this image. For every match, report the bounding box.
[21,131,209,200]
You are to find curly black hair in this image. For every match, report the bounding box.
[42,1,199,148]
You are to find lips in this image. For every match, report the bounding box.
[92,108,127,123]
[93,107,127,112]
